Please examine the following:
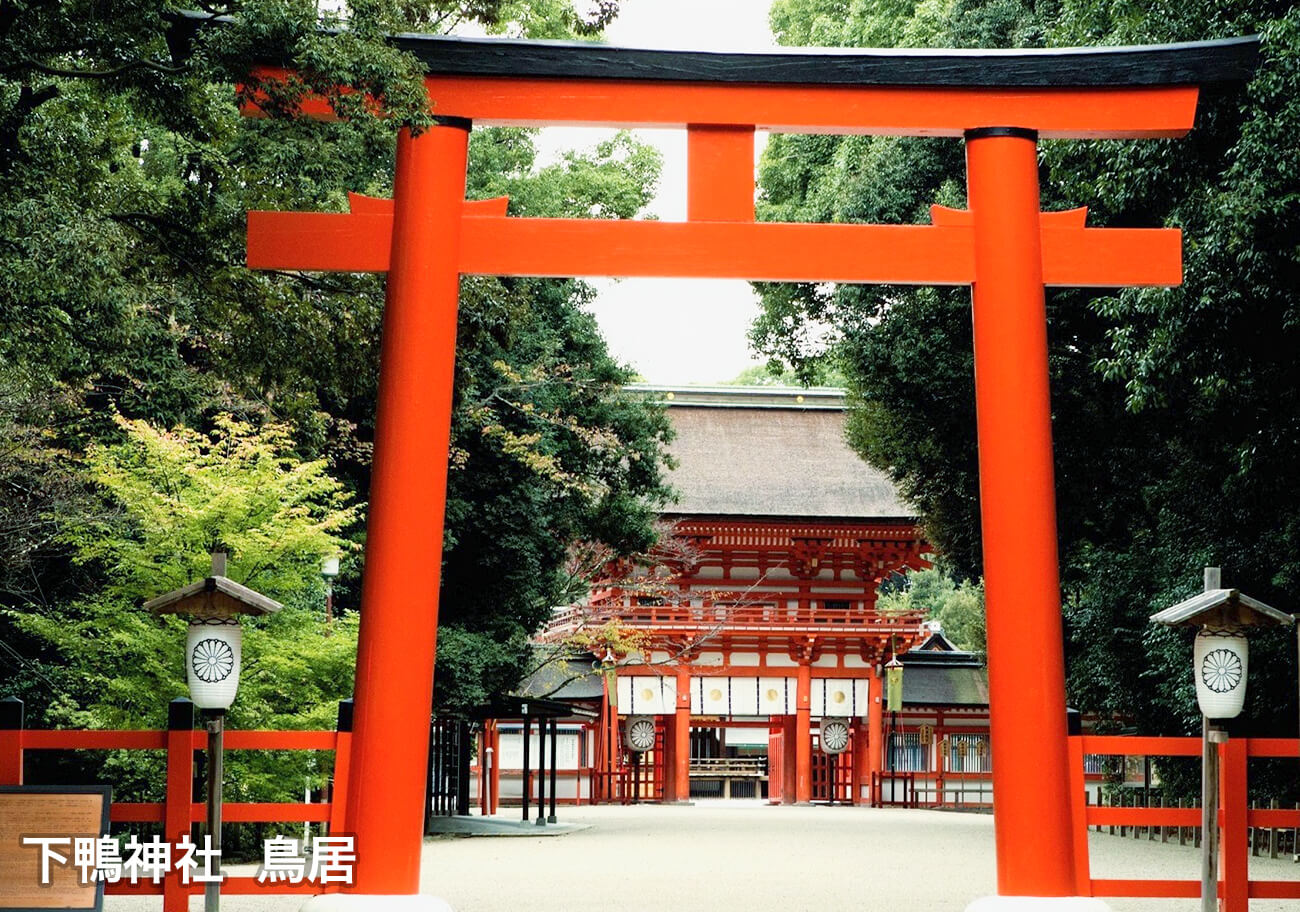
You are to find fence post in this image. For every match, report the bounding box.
[0,697,23,785]
[1219,736,1248,912]
[1249,800,1258,857]
[329,699,354,839]
[164,698,197,912]
[1067,734,1091,895]
[1268,799,1278,859]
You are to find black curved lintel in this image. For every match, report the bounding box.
[170,11,1259,89]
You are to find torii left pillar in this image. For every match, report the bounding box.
[342,118,469,899]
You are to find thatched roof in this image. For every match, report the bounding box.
[634,386,913,520]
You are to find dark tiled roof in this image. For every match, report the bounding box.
[901,665,989,707]
[638,386,913,520]
[519,659,605,702]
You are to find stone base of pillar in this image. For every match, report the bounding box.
[301,895,453,912]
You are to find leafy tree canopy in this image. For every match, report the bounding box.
[0,0,674,734]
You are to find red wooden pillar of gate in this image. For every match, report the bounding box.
[795,662,813,804]
[851,720,869,806]
[344,121,470,895]
[867,664,884,804]
[966,127,1076,897]
[672,667,691,802]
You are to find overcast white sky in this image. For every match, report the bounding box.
[533,0,781,385]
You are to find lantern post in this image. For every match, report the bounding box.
[145,550,282,912]
[1150,566,1293,912]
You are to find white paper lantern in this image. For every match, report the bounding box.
[1193,629,1248,719]
[186,619,243,710]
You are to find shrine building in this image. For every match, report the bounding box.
[470,385,1008,810]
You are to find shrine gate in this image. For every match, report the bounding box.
[215,12,1258,902]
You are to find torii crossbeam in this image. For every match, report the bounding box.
[189,11,1258,903]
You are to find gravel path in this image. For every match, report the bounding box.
[107,802,1298,912]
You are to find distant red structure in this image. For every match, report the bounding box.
[211,7,1259,896]
[519,386,930,807]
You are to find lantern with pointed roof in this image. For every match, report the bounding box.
[1149,568,1293,720]
[144,551,282,711]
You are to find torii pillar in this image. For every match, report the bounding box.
[340,119,470,895]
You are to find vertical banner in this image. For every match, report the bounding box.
[885,660,904,713]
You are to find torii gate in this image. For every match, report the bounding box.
[224,18,1257,904]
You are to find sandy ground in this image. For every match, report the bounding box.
[106,802,1298,912]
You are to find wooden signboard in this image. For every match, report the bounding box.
[0,786,111,912]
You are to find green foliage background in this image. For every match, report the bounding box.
[0,0,674,821]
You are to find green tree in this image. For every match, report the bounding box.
[879,567,986,653]
[5,413,361,836]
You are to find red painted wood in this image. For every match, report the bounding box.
[246,67,1200,139]
[1247,807,1300,826]
[1245,737,1300,757]
[867,666,883,804]
[248,211,1181,288]
[1249,881,1300,899]
[162,725,198,912]
[1067,736,1091,895]
[795,662,812,804]
[968,130,1074,897]
[1091,879,1200,898]
[766,723,784,805]
[673,668,690,802]
[687,125,755,221]
[343,123,469,895]
[329,729,352,835]
[22,730,168,750]
[110,802,164,822]
[220,803,331,823]
[0,727,21,785]
[1079,735,1201,756]
[1219,737,1249,912]
[1086,807,1201,826]
[224,731,337,750]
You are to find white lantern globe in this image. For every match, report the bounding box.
[1193,628,1248,719]
[186,619,243,710]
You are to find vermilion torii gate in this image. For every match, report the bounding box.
[231,23,1257,903]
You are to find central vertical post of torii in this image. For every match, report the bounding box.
[965,127,1078,900]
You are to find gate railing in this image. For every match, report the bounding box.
[0,697,350,911]
[1070,734,1300,910]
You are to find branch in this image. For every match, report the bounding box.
[1,58,186,79]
